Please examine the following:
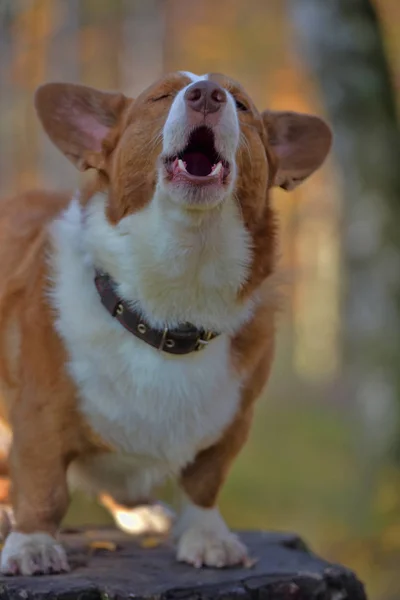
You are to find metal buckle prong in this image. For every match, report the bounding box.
[158,327,169,351]
[195,339,208,351]
[195,330,214,351]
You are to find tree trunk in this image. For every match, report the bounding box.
[289,0,400,460]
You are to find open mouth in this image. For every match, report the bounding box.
[164,126,230,186]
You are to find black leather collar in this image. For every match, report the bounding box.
[94,271,219,355]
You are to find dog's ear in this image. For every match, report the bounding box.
[262,110,332,190]
[34,83,132,171]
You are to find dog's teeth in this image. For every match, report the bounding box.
[210,162,223,176]
[178,159,187,172]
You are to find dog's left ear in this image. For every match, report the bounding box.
[34,82,132,172]
[262,110,332,191]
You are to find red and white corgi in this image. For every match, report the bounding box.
[0,71,331,575]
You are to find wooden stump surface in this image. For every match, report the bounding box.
[0,527,368,599]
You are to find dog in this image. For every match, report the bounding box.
[0,71,331,575]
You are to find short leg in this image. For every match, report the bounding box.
[1,435,70,575]
[175,404,254,568]
[175,347,273,569]
[0,258,91,576]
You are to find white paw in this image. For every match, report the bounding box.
[0,532,69,575]
[177,527,249,568]
[175,504,250,568]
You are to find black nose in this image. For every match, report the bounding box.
[184,80,227,114]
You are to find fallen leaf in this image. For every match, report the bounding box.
[89,541,117,553]
[139,536,163,549]
[83,530,101,537]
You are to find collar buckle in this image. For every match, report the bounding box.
[95,270,219,355]
[195,330,215,352]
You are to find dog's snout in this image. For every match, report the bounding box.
[184,81,227,114]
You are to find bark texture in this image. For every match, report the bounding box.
[0,527,367,600]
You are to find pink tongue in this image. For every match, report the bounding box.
[183,152,212,176]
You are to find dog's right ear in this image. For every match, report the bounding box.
[34,83,132,171]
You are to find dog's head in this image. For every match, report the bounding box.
[35,71,332,226]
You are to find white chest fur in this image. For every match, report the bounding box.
[50,192,253,473]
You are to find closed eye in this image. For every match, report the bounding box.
[151,93,172,102]
[234,98,249,112]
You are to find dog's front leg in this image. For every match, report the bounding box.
[175,404,254,569]
[174,343,275,570]
[0,423,70,575]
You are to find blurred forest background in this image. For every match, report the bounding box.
[0,1,400,598]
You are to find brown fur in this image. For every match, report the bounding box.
[181,303,275,507]
[0,72,331,540]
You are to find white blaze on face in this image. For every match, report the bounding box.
[180,71,208,82]
[162,72,240,168]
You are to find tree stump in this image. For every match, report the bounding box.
[0,527,368,599]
